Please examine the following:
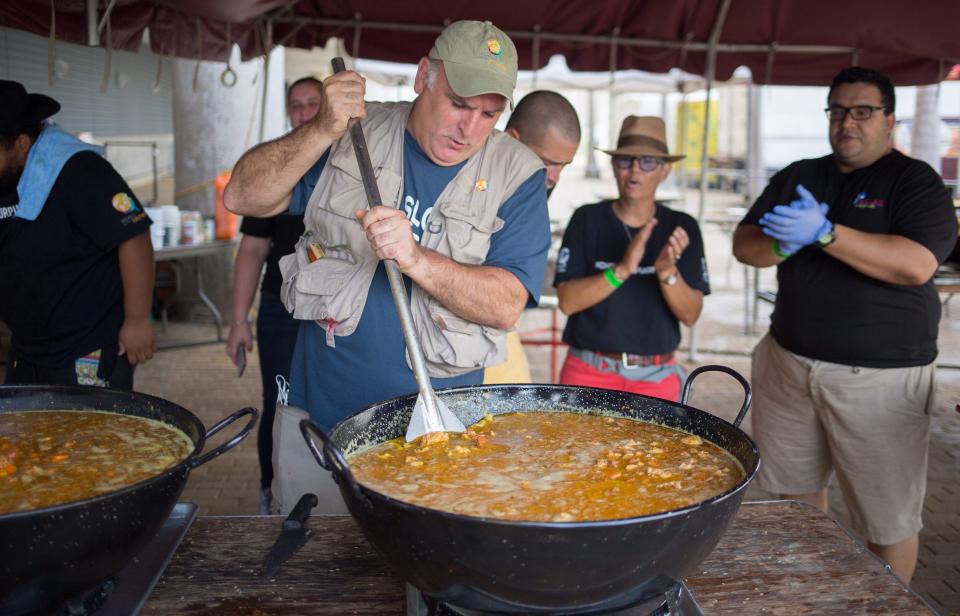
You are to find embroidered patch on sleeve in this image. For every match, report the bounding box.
[111,192,136,214]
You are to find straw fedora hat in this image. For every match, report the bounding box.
[602,115,685,162]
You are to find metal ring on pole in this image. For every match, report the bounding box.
[220,21,237,88]
[220,64,237,87]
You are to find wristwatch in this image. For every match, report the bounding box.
[815,222,836,248]
[660,271,678,286]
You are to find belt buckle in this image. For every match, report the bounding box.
[621,352,639,369]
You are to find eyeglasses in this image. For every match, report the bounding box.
[824,105,887,122]
[612,155,666,172]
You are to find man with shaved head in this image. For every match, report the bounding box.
[506,90,580,195]
[485,90,580,384]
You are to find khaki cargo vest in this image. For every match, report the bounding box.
[279,101,544,377]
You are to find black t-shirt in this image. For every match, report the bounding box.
[553,200,711,355]
[742,151,958,367]
[239,212,305,296]
[0,151,152,367]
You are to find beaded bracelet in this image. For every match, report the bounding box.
[603,267,624,289]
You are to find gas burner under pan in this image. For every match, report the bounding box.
[406,581,704,616]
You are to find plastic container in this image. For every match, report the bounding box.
[160,205,181,247]
[213,171,237,240]
[145,207,165,250]
[180,210,202,246]
[203,218,216,243]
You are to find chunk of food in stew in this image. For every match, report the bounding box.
[0,410,193,513]
[349,412,744,522]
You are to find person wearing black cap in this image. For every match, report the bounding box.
[0,80,156,389]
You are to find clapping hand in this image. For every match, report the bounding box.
[759,184,832,248]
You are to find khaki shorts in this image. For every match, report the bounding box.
[750,334,934,545]
[271,405,350,516]
[483,330,532,384]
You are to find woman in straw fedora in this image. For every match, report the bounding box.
[552,116,710,400]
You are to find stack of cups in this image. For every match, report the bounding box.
[145,207,165,250]
[160,205,181,247]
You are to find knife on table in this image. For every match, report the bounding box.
[260,492,318,577]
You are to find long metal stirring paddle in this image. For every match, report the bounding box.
[330,57,465,441]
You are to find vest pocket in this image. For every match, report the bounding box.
[412,295,507,377]
[279,234,368,342]
[437,201,504,265]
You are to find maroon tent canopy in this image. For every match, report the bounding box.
[2,0,959,85]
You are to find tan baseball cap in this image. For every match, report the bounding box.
[428,20,518,108]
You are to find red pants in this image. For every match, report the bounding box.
[558,354,682,402]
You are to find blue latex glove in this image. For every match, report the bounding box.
[759,184,832,247]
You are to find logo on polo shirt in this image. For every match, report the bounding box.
[852,192,885,209]
[111,192,138,214]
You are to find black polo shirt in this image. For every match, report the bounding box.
[554,200,711,355]
[742,151,958,367]
[0,151,152,367]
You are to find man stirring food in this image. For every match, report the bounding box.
[224,21,550,514]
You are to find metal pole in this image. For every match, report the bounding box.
[85,0,97,45]
[151,142,159,206]
[585,91,600,179]
[689,0,731,363]
[258,20,273,144]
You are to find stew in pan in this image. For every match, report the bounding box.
[349,411,744,522]
[0,410,193,513]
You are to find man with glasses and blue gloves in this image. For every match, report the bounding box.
[733,66,957,583]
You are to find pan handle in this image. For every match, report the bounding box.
[680,365,752,427]
[189,407,259,468]
[299,419,368,509]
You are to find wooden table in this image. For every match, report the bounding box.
[142,501,934,615]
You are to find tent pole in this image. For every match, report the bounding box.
[258,19,273,144]
[585,91,600,178]
[690,0,731,363]
[86,0,97,46]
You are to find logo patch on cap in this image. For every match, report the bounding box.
[475,179,488,192]
[111,192,135,213]
[486,38,502,57]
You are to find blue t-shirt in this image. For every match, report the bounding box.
[288,131,548,429]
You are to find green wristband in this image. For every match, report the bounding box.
[771,238,792,259]
[603,267,624,289]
